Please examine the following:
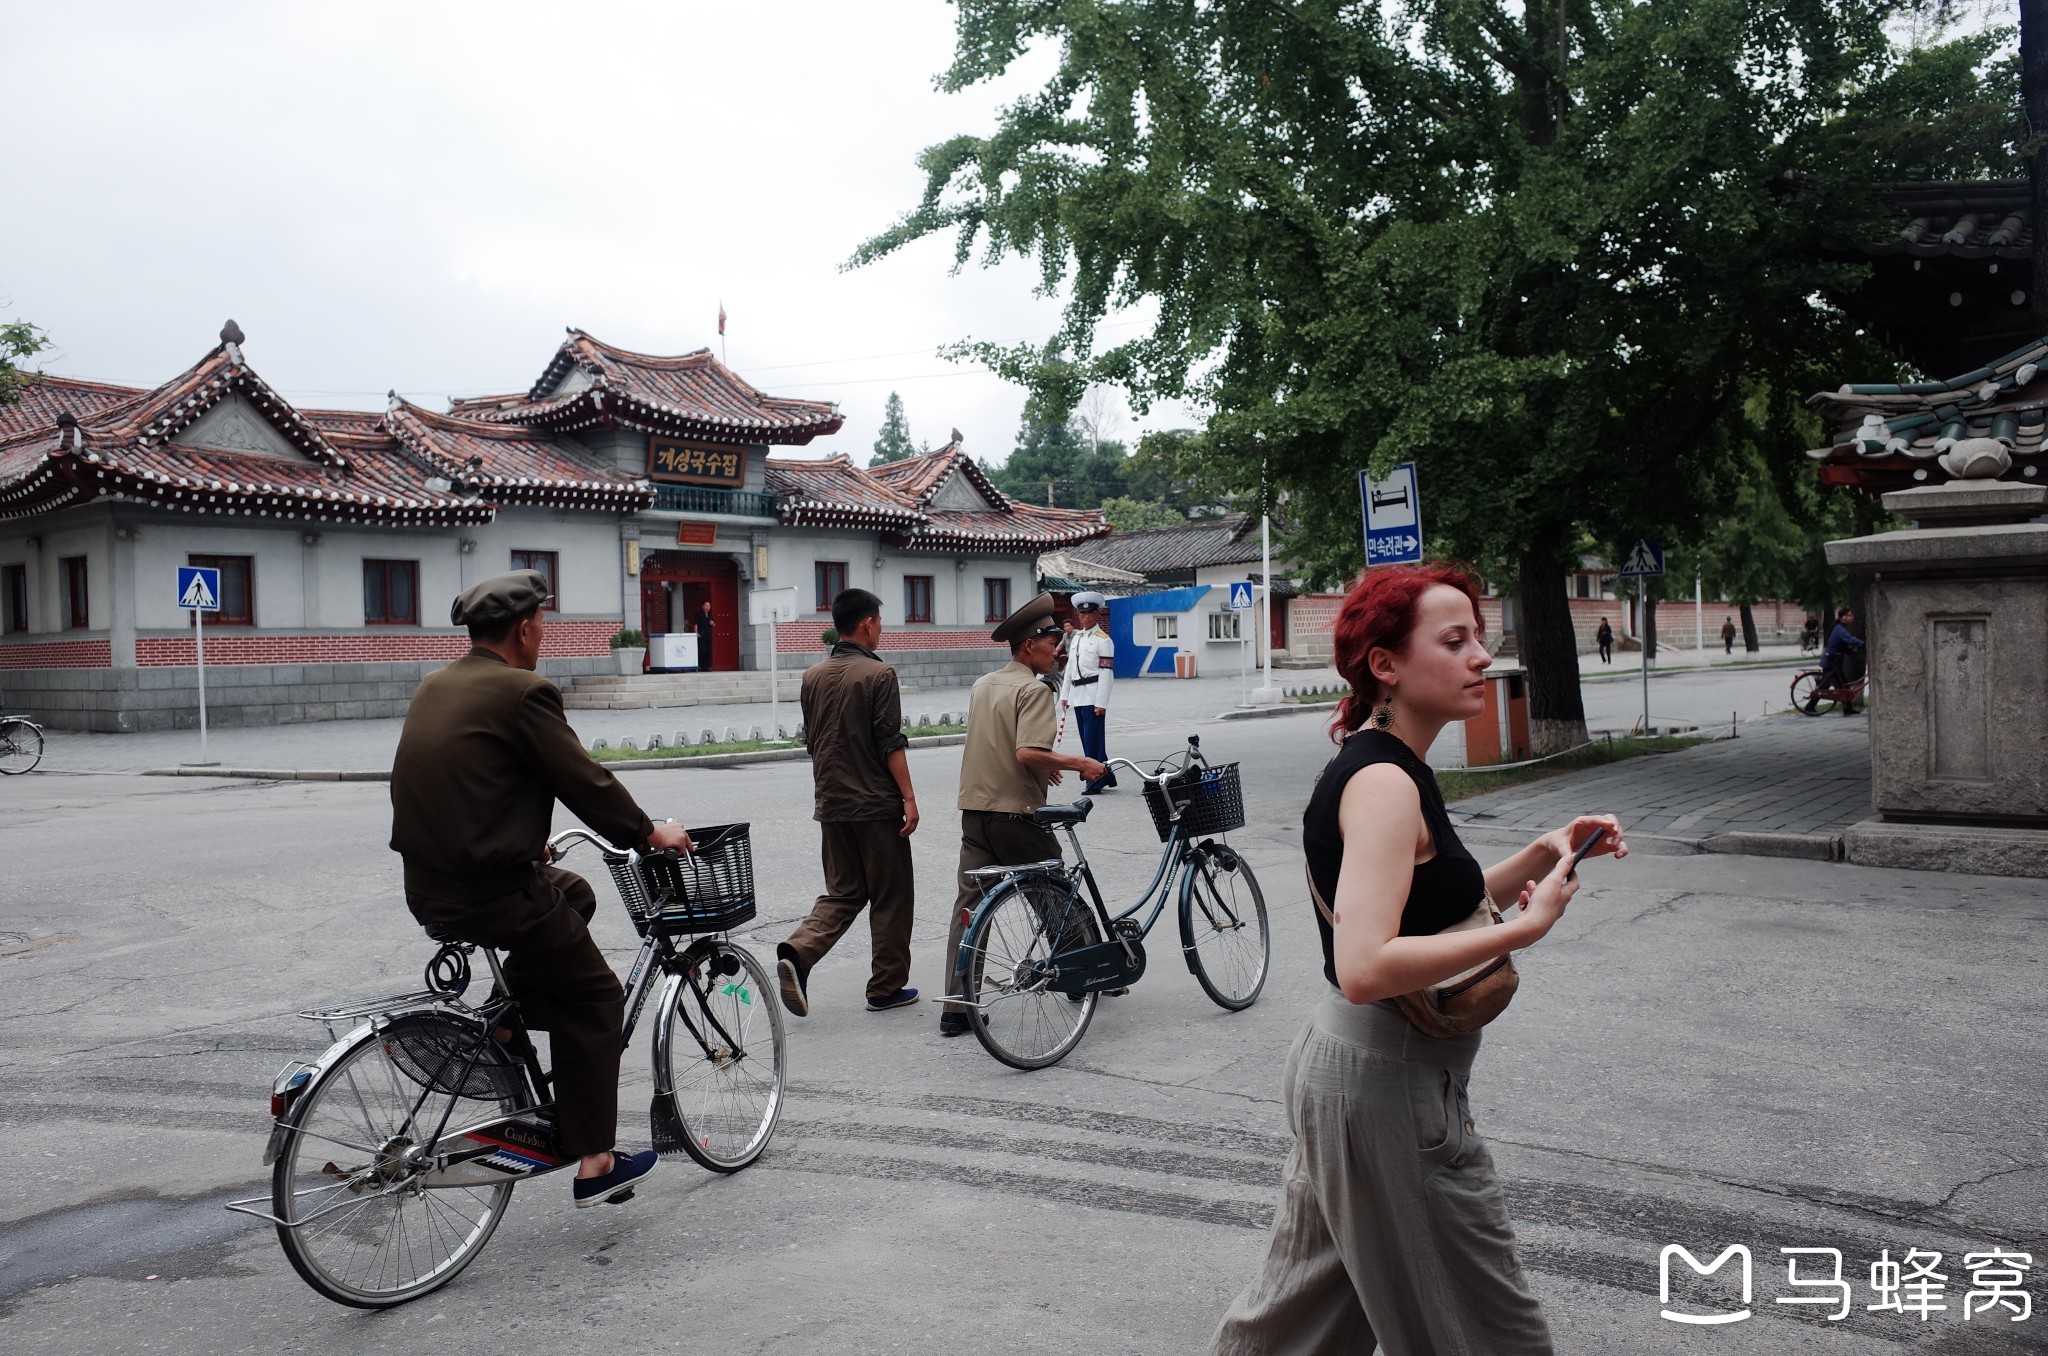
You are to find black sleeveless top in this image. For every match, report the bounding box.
[1303,729,1487,989]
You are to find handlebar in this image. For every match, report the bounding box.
[545,827,634,865]
[1104,735,1211,786]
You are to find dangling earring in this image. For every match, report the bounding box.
[1371,692,1395,731]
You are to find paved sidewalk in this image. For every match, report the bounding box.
[1451,713,1871,848]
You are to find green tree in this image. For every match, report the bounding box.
[989,385,1132,506]
[869,390,917,466]
[1,319,48,410]
[854,2,2016,751]
[1100,494,1187,532]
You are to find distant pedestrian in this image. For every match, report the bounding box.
[694,600,717,671]
[1720,615,1737,654]
[1210,561,1626,1356]
[1060,591,1118,794]
[777,589,921,1019]
[1596,617,1613,664]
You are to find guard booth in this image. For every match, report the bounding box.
[1464,666,1530,767]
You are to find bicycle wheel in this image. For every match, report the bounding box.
[963,877,1101,1071]
[1789,672,1834,716]
[657,939,786,1172]
[1180,847,1269,1011]
[0,719,42,774]
[272,1021,517,1307]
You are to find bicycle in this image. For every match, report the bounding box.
[0,714,44,774]
[1790,666,1867,716]
[953,734,1270,1070]
[228,821,786,1308]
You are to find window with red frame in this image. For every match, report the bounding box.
[904,575,935,624]
[3,564,25,632]
[815,561,848,612]
[363,559,420,625]
[187,555,254,625]
[983,577,1011,623]
[509,550,558,610]
[62,556,90,629]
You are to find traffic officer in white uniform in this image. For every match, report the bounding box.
[1060,592,1118,793]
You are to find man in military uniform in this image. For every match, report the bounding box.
[1060,591,1118,793]
[940,592,1108,1037]
[391,569,693,1207]
[775,587,921,1018]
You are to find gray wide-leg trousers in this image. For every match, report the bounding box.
[1210,993,1552,1355]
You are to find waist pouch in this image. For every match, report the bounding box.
[1308,869,1518,1039]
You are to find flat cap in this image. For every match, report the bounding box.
[991,590,1060,645]
[1071,590,1108,610]
[451,569,553,627]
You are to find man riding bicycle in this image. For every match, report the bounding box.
[390,569,694,1207]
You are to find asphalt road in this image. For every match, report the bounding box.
[2,703,2041,1354]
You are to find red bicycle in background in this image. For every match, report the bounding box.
[1790,668,1866,716]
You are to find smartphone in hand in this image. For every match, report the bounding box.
[1565,828,1609,878]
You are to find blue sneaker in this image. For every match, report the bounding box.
[865,987,920,1012]
[572,1148,657,1208]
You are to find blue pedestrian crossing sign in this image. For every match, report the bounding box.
[1228,581,1255,611]
[1617,539,1665,578]
[177,566,222,611]
[1359,463,1423,566]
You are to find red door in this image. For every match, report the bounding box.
[1270,594,1288,651]
[641,552,740,671]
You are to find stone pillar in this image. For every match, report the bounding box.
[618,520,640,637]
[108,521,138,669]
[1825,480,2048,877]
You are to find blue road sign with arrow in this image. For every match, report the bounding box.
[177,566,221,611]
[1228,581,1254,611]
[1617,539,1665,578]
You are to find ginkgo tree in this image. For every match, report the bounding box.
[855,0,2017,750]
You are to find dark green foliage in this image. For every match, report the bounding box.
[853,0,2016,746]
[870,391,918,466]
[1,320,49,409]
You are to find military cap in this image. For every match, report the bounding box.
[450,569,553,627]
[1071,590,1108,610]
[990,590,1061,644]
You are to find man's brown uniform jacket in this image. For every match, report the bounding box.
[391,649,654,903]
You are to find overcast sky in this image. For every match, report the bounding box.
[5,1,1182,464]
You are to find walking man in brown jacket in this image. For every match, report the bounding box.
[391,569,694,1208]
[776,588,922,1017]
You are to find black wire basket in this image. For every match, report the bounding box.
[629,822,756,934]
[1141,763,1246,842]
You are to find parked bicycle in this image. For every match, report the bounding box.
[229,821,785,1308]
[953,735,1270,1070]
[0,714,44,774]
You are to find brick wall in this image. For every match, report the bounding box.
[774,621,1003,654]
[0,639,114,669]
[127,621,615,667]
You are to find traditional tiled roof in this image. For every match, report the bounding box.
[765,444,1108,552]
[448,329,843,445]
[1866,181,2032,260]
[764,454,924,531]
[1071,514,1257,575]
[0,326,647,525]
[386,397,653,512]
[1806,334,2048,493]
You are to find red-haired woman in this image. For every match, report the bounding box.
[1211,562,1624,1355]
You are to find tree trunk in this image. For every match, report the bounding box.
[1515,538,1588,755]
[1738,602,1760,652]
[1643,595,1658,660]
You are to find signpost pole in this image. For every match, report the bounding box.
[1640,598,1650,736]
[1694,565,1703,656]
[769,624,779,739]
[195,604,209,765]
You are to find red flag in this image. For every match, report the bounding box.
[717,303,726,336]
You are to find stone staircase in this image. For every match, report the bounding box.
[561,671,787,709]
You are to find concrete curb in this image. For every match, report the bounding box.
[1580,658,1809,686]
[141,732,969,782]
[1697,830,1845,862]
[1219,703,1325,721]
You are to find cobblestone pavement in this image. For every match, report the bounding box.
[1451,713,1872,843]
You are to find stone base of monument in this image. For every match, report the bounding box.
[1843,819,2048,879]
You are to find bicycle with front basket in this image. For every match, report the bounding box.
[229,821,785,1308]
[953,734,1270,1070]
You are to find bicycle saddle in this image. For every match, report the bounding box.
[1033,799,1095,827]
[421,923,469,944]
